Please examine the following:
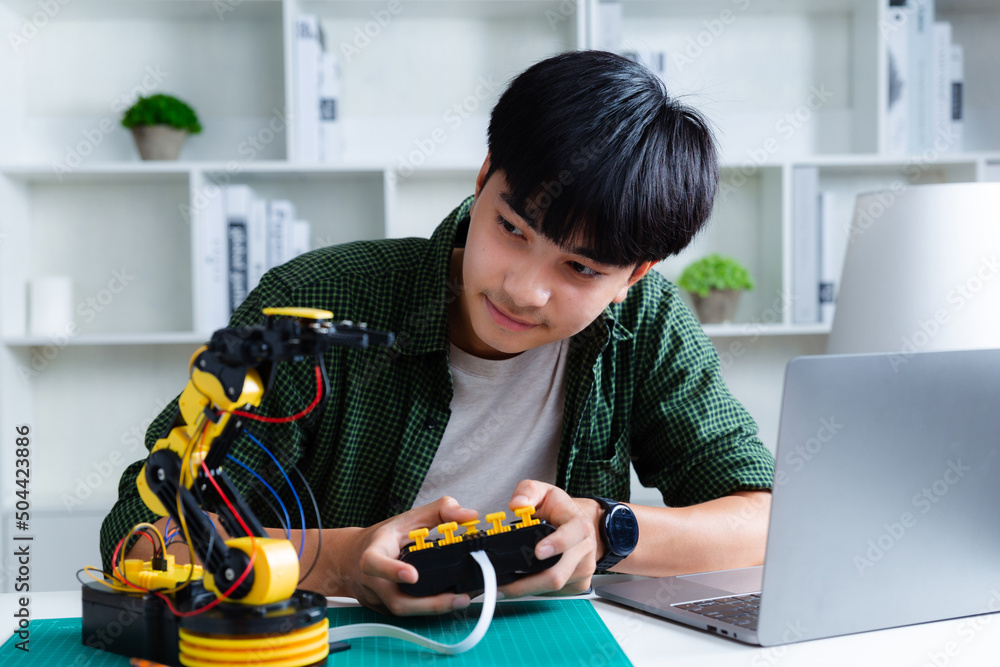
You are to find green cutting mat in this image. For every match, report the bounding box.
[1,600,631,667]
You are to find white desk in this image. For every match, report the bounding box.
[4,581,1000,666]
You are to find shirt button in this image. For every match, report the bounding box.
[425,418,437,431]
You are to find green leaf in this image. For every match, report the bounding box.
[676,254,755,298]
[121,94,202,134]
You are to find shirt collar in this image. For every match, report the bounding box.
[601,304,635,342]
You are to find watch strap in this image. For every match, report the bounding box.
[587,496,632,571]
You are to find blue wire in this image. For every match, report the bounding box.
[226,454,292,541]
[163,511,211,546]
[242,429,306,559]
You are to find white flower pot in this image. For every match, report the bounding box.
[130,125,189,160]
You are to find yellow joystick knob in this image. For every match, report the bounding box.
[461,519,480,537]
[436,521,461,546]
[485,511,510,536]
[408,527,431,552]
[514,506,540,528]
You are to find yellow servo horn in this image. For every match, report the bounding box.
[262,307,334,320]
[436,522,462,547]
[514,506,539,528]
[485,512,510,536]
[409,528,432,552]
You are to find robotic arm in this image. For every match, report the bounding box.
[135,307,393,605]
[83,307,393,666]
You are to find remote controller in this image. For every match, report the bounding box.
[398,507,561,597]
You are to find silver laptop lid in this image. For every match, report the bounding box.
[758,348,1000,645]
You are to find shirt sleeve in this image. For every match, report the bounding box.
[98,272,322,573]
[630,288,775,508]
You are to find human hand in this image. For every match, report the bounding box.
[343,496,479,616]
[496,479,601,598]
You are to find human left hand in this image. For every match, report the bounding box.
[496,479,602,598]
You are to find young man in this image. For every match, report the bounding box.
[101,51,774,616]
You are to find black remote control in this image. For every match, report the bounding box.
[398,509,561,597]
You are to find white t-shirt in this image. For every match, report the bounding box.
[412,339,569,514]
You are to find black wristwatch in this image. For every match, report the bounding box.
[587,496,639,571]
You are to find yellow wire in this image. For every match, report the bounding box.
[132,521,167,556]
[173,416,207,593]
[114,521,169,584]
[116,525,148,585]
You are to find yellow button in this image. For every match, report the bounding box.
[408,527,431,552]
[485,512,510,536]
[436,521,461,546]
[514,506,540,528]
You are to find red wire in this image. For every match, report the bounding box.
[230,365,323,423]
[110,529,257,618]
[108,459,259,617]
[199,460,255,542]
[111,530,157,580]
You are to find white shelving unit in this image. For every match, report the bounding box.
[2,0,999,586]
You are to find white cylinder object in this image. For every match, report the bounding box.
[28,276,74,338]
[828,182,1000,354]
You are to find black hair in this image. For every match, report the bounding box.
[486,50,718,267]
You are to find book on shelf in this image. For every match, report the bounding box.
[950,43,964,153]
[319,51,343,162]
[792,166,820,325]
[906,0,934,155]
[225,184,253,318]
[932,21,953,152]
[296,14,344,164]
[267,199,297,269]
[248,198,269,293]
[884,1,909,155]
[295,14,322,163]
[818,191,838,325]
[195,184,228,333]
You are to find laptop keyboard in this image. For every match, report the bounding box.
[674,593,761,631]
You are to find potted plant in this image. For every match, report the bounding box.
[121,94,202,160]
[677,254,755,324]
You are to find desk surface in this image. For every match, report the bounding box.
[3,578,1000,667]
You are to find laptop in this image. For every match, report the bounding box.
[595,348,1000,646]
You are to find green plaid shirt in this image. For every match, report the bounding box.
[100,196,774,571]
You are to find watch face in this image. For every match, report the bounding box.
[607,505,639,554]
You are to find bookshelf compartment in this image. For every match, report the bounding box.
[4,171,194,338]
[937,4,1000,153]
[295,0,580,168]
[0,0,286,164]
[200,167,389,251]
[656,166,784,328]
[618,0,879,161]
[13,344,193,510]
